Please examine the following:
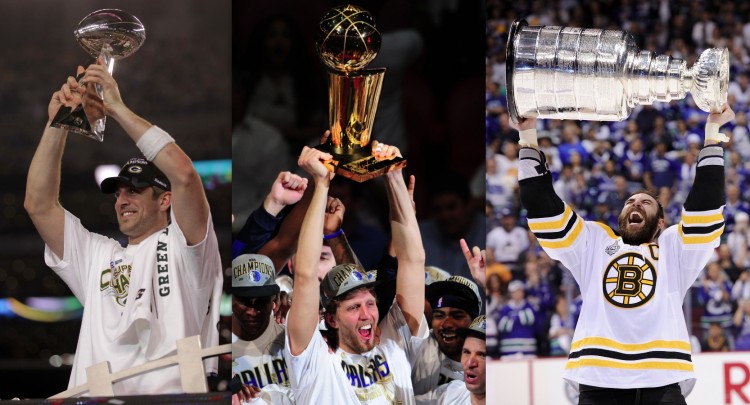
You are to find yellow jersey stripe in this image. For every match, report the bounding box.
[570,337,691,352]
[681,212,724,225]
[528,205,573,232]
[537,218,583,249]
[678,225,724,244]
[566,358,694,371]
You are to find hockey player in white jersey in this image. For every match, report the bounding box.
[285,144,428,405]
[25,64,222,394]
[513,104,734,404]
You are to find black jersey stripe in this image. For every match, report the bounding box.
[569,348,692,362]
[680,221,725,235]
[696,145,723,162]
[532,212,579,240]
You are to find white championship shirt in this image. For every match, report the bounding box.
[284,302,428,404]
[415,379,470,405]
[232,322,295,404]
[411,334,464,395]
[45,209,222,395]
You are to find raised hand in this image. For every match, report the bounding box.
[461,238,486,290]
[264,171,308,216]
[81,61,124,116]
[708,103,735,127]
[323,196,345,235]
[48,66,86,123]
[298,146,335,183]
[509,116,538,147]
[371,140,402,160]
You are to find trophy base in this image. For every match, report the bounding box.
[315,144,406,182]
[50,105,104,142]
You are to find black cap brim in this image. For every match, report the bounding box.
[233,284,280,298]
[101,176,155,194]
[426,281,478,306]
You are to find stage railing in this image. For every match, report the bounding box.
[49,335,231,398]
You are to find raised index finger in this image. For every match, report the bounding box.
[460,238,471,257]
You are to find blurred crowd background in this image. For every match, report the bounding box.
[486,0,750,359]
[0,0,232,398]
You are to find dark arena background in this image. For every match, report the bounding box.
[0,1,231,400]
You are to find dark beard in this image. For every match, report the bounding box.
[618,209,659,245]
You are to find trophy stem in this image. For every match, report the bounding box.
[89,48,115,139]
[326,68,385,157]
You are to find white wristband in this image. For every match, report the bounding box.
[136,126,175,161]
[518,128,538,147]
[705,122,730,143]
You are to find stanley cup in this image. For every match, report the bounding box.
[315,4,406,182]
[506,19,729,123]
[51,9,146,141]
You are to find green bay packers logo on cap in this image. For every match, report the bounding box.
[602,252,657,308]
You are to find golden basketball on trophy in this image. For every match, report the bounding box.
[315,4,406,182]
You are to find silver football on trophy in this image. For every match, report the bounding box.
[51,9,146,141]
[75,9,146,61]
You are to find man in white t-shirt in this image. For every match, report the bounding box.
[416,315,487,405]
[412,275,482,394]
[231,253,293,405]
[285,144,428,404]
[486,208,530,266]
[24,64,222,395]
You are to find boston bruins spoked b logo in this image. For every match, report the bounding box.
[602,252,657,308]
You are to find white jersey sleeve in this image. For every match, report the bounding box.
[664,146,726,294]
[379,301,429,366]
[44,209,120,306]
[240,384,295,405]
[415,380,471,405]
[284,328,352,404]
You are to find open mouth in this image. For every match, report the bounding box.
[358,324,372,340]
[121,211,135,218]
[440,330,458,344]
[465,371,478,384]
[628,211,644,225]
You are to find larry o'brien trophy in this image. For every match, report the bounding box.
[315,4,406,182]
[506,18,728,123]
[51,9,146,141]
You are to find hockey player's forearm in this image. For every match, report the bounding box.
[518,147,565,219]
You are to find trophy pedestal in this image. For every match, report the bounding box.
[315,143,406,182]
[51,105,104,142]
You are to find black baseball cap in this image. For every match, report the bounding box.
[426,275,482,318]
[100,158,171,193]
